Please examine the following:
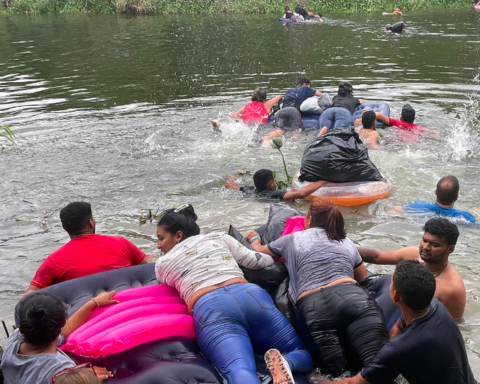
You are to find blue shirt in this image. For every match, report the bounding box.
[402,201,476,223]
[283,86,317,109]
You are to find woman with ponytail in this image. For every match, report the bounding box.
[154,204,313,384]
[247,199,388,377]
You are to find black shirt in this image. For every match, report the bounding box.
[294,4,310,19]
[332,94,361,114]
[361,299,477,384]
[239,186,287,200]
[283,86,317,109]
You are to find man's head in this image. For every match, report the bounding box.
[420,218,459,264]
[253,169,276,192]
[435,175,460,206]
[390,260,436,311]
[338,81,353,96]
[362,110,377,129]
[60,202,94,237]
[395,6,401,12]
[296,76,311,87]
[400,104,415,123]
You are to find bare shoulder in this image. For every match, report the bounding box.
[435,263,466,319]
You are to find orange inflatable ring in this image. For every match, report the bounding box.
[292,171,390,206]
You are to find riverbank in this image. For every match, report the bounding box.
[0,0,473,15]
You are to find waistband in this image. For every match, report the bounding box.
[193,283,255,309]
[297,282,360,307]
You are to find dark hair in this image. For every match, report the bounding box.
[386,24,392,31]
[307,199,346,241]
[401,104,415,123]
[436,175,460,205]
[296,76,311,86]
[362,110,377,129]
[393,260,436,311]
[396,6,401,9]
[317,12,322,17]
[60,202,93,236]
[253,169,274,192]
[18,292,67,346]
[52,367,100,384]
[338,81,353,96]
[423,218,459,246]
[284,6,290,11]
[157,204,200,240]
[251,88,267,102]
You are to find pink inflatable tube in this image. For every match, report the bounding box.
[60,285,195,358]
[281,216,306,237]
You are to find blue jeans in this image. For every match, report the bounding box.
[319,107,353,131]
[193,283,313,384]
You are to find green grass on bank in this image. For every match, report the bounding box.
[0,0,473,16]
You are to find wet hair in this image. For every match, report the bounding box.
[251,88,267,102]
[52,367,100,384]
[393,260,436,311]
[395,6,401,10]
[284,6,290,12]
[338,81,353,96]
[362,110,377,129]
[423,218,459,246]
[157,204,200,240]
[401,104,415,123]
[317,12,322,17]
[253,169,274,192]
[296,76,311,86]
[18,292,67,346]
[60,202,93,236]
[436,175,460,205]
[307,199,346,241]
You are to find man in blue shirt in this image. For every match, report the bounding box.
[282,77,322,110]
[390,175,477,223]
[316,260,477,384]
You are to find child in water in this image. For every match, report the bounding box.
[383,6,403,15]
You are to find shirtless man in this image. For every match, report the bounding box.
[358,217,466,319]
[355,110,379,149]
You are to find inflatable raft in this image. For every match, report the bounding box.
[292,171,391,206]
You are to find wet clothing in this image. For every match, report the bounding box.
[285,10,293,18]
[296,283,388,376]
[267,228,362,304]
[193,283,313,384]
[155,232,274,305]
[275,107,303,131]
[361,299,477,384]
[402,201,477,223]
[319,107,353,131]
[239,186,287,200]
[294,4,311,19]
[283,86,317,110]
[389,22,405,33]
[30,234,147,289]
[242,101,269,124]
[387,117,436,134]
[332,94,361,114]
[1,329,75,384]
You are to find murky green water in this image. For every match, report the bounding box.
[1,9,480,374]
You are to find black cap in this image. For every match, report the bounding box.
[401,104,415,123]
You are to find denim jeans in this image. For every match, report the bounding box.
[319,107,353,131]
[193,283,313,384]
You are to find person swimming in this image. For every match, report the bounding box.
[283,6,293,19]
[386,22,406,33]
[384,6,403,15]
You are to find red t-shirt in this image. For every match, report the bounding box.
[30,234,147,289]
[242,101,269,124]
[388,117,436,142]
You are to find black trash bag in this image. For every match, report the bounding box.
[271,277,296,326]
[228,225,288,294]
[262,203,304,244]
[298,127,384,183]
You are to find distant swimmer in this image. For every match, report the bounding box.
[358,218,467,319]
[225,168,326,200]
[383,6,403,15]
[283,5,293,19]
[230,88,282,124]
[294,4,323,21]
[354,110,380,149]
[374,104,438,136]
[386,21,406,33]
[389,175,477,223]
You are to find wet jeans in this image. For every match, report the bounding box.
[193,283,313,384]
[319,107,353,131]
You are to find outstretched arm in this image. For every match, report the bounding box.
[357,246,419,265]
[283,180,327,200]
[225,176,240,191]
[222,234,275,269]
[230,106,245,119]
[375,112,390,125]
[315,91,323,96]
[265,96,283,112]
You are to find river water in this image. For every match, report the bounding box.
[1,9,480,375]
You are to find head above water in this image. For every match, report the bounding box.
[391,260,436,311]
[18,292,67,346]
[60,202,94,237]
[52,366,100,384]
[156,204,200,254]
[296,76,311,87]
[305,199,346,241]
[251,87,267,102]
[419,218,459,265]
[400,104,415,123]
[284,6,291,12]
[253,169,276,192]
[436,175,460,206]
[395,6,401,11]
[361,110,377,129]
[338,81,353,96]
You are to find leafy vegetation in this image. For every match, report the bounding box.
[270,137,293,191]
[1,125,17,148]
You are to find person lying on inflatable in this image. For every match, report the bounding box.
[294,4,322,21]
[389,175,477,223]
[316,260,477,384]
[358,218,466,319]
[1,291,118,384]
[247,199,389,377]
[225,168,326,200]
[386,22,406,33]
[154,204,313,384]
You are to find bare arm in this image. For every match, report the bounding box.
[315,91,323,96]
[354,263,369,281]
[353,117,362,126]
[139,256,157,264]
[357,246,419,265]
[23,285,40,297]
[283,180,328,200]
[389,317,405,339]
[387,206,405,214]
[435,278,466,319]
[245,231,279,259]
[230,106,245,119]
[224,176,240,191]
[375,112,390,125]
[264,96,283,112]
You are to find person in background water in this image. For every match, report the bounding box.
[282,76,322,110]
[316,260,477,384]
[389,175,477,223]
[24,202,155,295]
[294,4,322,20]
[384,6,403,15]
[386,21,406,33]
[358,218,466,319]
[283,6,293,19]
[225,168,326,200]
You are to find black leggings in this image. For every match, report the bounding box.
[296,283,388,377]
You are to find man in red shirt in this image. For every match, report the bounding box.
[25,202,155,295]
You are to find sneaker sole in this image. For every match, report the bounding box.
[265,349,294,384]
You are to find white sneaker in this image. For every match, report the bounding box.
[265,348,295,384]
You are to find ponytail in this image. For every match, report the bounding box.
[251,87,267,102]
[157,204,200,241]
[307,199,346,241]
